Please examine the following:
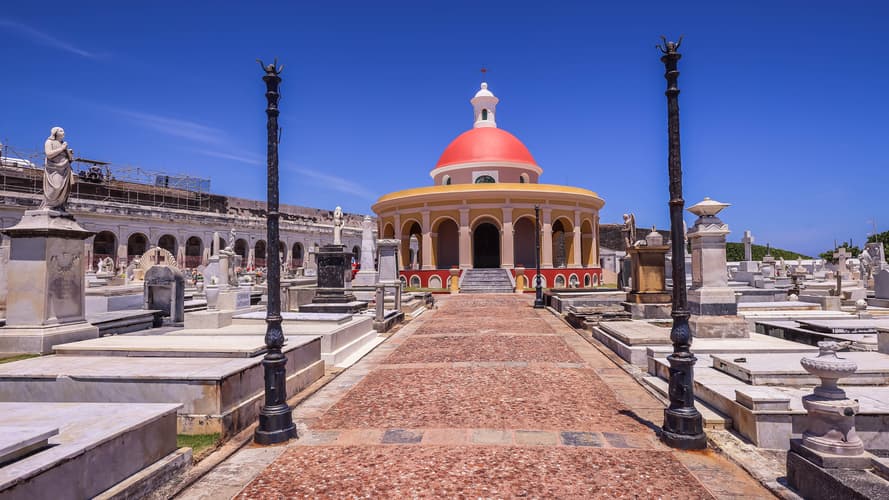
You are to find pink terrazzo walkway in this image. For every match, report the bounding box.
[232,295,773,499]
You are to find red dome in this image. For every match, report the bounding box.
[435,128,536,168]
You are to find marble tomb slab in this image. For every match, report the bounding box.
[710,351,889,386]
[0,402,179,500]
[796,318,889,334]
[0,425,59,465]
[755,320,878,351]
[52,335,297,358]
[736,301,821,311]
[598,321,671,346]
[0,337,324,435]
[232,311,352,324]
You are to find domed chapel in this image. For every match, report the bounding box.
[372,82,605,290]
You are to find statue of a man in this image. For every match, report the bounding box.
[333,206,344,245]
[42,127,75,212]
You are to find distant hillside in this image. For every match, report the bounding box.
[726,243,811,262]
[601,223,811,261]
[600,223,670,251]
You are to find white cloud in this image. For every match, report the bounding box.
[0,19,106,59]
[110,108,226,145]
[192,148,378,201]
[283,164,378,201]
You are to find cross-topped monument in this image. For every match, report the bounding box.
[834,246,851,280]
[742,230,754,261]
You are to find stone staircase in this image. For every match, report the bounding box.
[459,268,514,294]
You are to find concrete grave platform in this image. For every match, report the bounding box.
[645,333,819,363]
[736,301,821,311]
[87,309,162,335]
[85,284,144,315]
[710,351,889,385]
[737,309,852,330]
[0,337,323,435]
[0,402,183,500]
[0,425,58,465]
[171,314,380,367]
[591,321,671,366]
[756,320,879,351]
[796,318,889,334]
[649,355,889,450]
[233,311,353,325]
[53,335,279,358]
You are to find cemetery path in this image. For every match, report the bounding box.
[193,295,773,499]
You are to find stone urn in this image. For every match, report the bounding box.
[205,284,220,311]
[195,280,205,294]
[800,341,858,399]
[799,341,864,456]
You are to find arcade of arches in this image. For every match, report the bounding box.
[375,201,601,271]
[84,228,357,272]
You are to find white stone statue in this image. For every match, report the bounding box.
[333,206,344,245]
[227,228,236,251]
[622,213,638,249]
[42,127,75,213]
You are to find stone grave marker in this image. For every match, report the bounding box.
[144,264,185,324]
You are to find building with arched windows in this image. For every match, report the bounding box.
[372,82,605,289]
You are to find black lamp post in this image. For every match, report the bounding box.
[533,204,545,308]
[658,36,706,450]
[254,59,297,445]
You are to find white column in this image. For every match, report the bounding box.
[421,211,433,270]
[501,207,514,268]
[571,209,582,267]
[541,208,553,268]
[458,208,471,269]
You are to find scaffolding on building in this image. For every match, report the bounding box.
[0,143,212,212]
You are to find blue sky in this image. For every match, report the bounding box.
[1,1,887,256]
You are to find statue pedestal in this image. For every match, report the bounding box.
[0,209,99,354]
[627,245,671,304]
[299,245,367,314]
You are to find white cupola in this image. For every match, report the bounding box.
[470,82,499,128]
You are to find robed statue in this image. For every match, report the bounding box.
[42,127,75,212]
[333,206,344,245]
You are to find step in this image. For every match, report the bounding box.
[641,376,733,430]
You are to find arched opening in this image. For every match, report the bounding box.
[473,222,500,268]
[402,221,422,270]
[474,175,495,184]
[234,238,248,263]
[127,233,148,263]
[513,217,536,268]
[291,242,304,269]
[581,219,595,267]
[92,231,117,269]
[435,218,459,269]
[382,223,395,239]
[442,175,451,186]
[185,236,202,268]
[158,234,177,255]
[255,240,267,268]
[552,219,569,268]
[481,109,488,121]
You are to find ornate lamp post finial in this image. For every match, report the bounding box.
[254,57,297,445]
[658,37,706,450]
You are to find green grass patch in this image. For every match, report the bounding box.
[177,433,221,460]
[0,354,39,364]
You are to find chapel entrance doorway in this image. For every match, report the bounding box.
[473,222,500,268]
